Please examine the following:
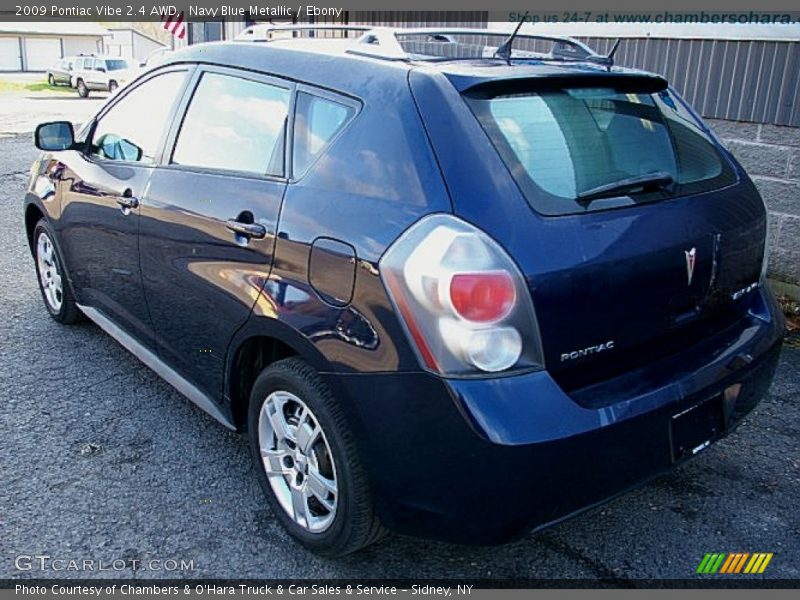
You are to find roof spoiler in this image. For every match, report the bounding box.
[460,72,669,96]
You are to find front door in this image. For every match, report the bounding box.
[139,67,292,398]
[57,67,190,346]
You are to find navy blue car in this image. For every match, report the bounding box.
[26,27,784,556]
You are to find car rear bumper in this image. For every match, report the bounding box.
[323,287,784,545]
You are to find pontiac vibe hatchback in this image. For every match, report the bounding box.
[25,27,784,556]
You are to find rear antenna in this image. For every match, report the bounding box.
[494,12,529,65]
[604,38,621,70]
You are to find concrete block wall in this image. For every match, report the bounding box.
[707,119,800,287]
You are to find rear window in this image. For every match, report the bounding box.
[466,85,736,215]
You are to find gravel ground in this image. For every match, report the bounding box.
[0,133,798,582]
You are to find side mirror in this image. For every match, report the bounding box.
[35,121,75,151]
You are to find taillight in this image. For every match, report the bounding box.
[450,271,516,323]
[380,214,543,376]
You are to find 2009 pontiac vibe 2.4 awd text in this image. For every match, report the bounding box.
[25,26,784,556]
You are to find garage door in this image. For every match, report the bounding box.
[24,38,62,71]
[0,38,22,70]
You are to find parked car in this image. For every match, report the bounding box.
[71,55,136,97]
[46,57,77,87]
[25,27,784,556]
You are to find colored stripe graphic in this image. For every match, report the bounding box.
[720,553,736,574]
[758,553,774,573]
[699,553,774,574]
[696,554,713,574]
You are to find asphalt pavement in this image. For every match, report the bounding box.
[1,132,798,582]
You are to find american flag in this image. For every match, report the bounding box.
[162,11,186,40]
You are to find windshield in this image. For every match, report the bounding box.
[106,60,128,71]
[466,86,736,215]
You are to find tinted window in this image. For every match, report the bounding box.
[91,71,186,164]
[172,72,290,176]
[106,60,128,71]
[293,92,355,177]
[468,86,736,215]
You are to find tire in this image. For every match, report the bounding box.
[33,220,81,324]
[76,79,89,98]
[248,357,385,556]
[47,74,55,86]
[108,80,118,93]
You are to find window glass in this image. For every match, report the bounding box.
[172,73,290,176]
[106,59,128,71]
[468,87,736,215]
[293,92,355,177]
[91,71,185,164]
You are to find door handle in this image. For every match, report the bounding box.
[226,219,267,239]
[116,189,139,210]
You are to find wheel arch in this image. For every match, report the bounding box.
[24,203,45,253]
[227,317,336,431]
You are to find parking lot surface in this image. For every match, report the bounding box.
[0,93,104,138]
[1,131,798,581]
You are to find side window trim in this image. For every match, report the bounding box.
[86,65,196,167]
[161,64,295,182]
[289,83,361,182]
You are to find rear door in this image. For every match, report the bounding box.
[57,66,190,346]
[86,58,106,89]
[139,66,291,398]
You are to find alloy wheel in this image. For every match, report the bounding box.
[36,232,63,312]
[258,391,338,533]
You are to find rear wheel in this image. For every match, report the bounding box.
[247,358,384,556]
[33,220,81,324]
[76,79,89,98]
[108,80,118,93]
[47,74,55,86]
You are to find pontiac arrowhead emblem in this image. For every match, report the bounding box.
[685,247,697,286]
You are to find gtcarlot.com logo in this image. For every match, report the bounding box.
[15,555,195,572]
[697,552,774,574]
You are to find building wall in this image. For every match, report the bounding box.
[0,33,104,70]
[131,32,165,62]
[106,30,164,62]
[580,37,800,128]
[61,35,104,58]
[707,119,800,285]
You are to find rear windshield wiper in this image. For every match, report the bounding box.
[576,171,674,203]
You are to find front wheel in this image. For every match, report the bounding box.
[47,74,55,86]
[33,220,81,324]
[248,358,385,556]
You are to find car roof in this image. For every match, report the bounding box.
[163,39,665,96]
